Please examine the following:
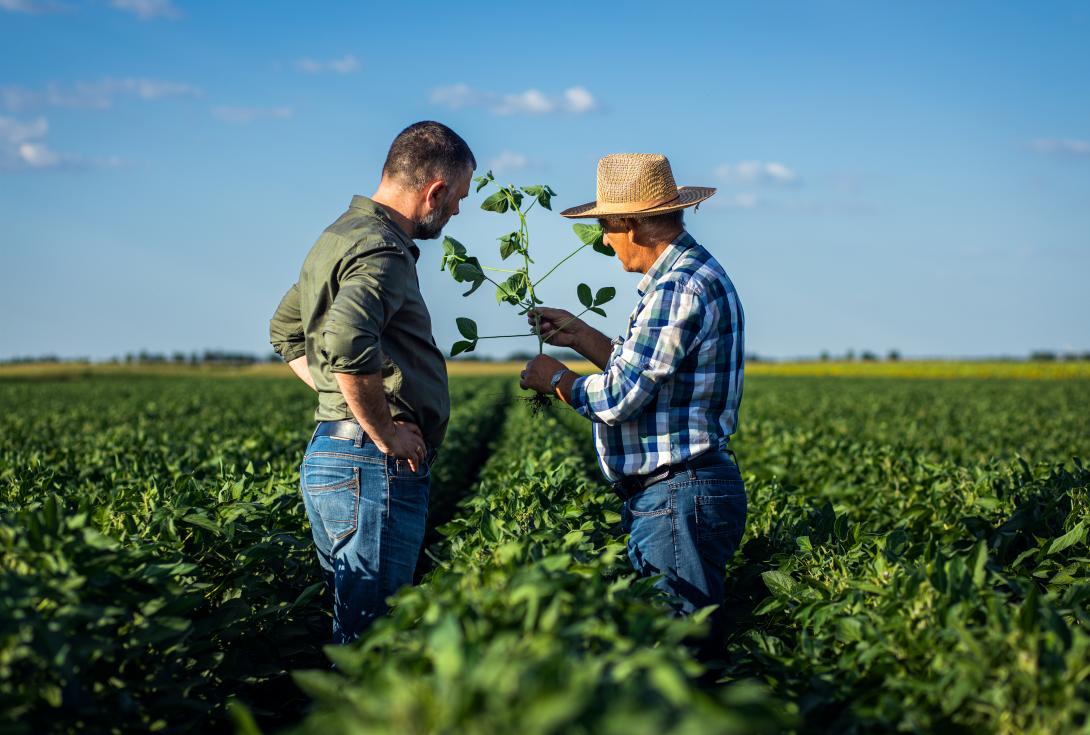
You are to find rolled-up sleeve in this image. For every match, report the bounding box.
[269,283,307,362]
[570,283,704,426]
[321,248,407,374]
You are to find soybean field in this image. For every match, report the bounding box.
[2,370,1089,734]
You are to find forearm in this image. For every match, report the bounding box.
[334,372,397,447]
[554,371,581,406]
[287,355,316,391]
[576,329,613,371]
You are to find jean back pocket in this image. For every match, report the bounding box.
[303,464,361,543]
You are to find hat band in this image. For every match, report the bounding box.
[592,192,680,214]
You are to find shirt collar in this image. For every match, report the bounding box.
[636,230,694,296]
[349,194,421,262]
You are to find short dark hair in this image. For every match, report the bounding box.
[382,121,476,191]
[599,210,684,242]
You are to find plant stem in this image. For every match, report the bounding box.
[481,265,520,274]
[477,333,535,340]
[540,309,592,344]
[532,243,589,289]
[514,202,545,355]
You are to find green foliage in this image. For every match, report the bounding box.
[285,400,794,735]
[440,177,616,357]
[573,222,615,256]
[0,375,507,733]
[3,374,1089,733]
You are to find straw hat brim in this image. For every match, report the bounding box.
[559,186,717,219]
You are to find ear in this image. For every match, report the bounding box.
[423,179,447,209]
[625,218,643,246]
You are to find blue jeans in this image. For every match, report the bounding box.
[300,426,431,644]
[621,452,746,615]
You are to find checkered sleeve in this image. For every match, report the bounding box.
[569,282,704,426]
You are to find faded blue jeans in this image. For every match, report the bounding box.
[300,424,431,644]
[621,452,746,615]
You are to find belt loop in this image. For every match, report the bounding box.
[686,460,697,481]
[354,424,364,448]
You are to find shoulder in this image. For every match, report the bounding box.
[317,225,411,278]
[659,238,737,303]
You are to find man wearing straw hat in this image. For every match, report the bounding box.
[520,153,746,619]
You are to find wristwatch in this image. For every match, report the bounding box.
[550,368,571,392]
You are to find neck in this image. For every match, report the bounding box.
[370,186,417,240]
[638,238,677,273]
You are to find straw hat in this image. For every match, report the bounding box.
[560,153,716,219]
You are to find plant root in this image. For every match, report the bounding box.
[520,393,554,416]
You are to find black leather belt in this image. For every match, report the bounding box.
[313,419,366,442]
[311,420,438,463]
[612,449,737,502]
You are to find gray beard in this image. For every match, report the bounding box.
[413,205,449,240]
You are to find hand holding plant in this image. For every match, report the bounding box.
[439,171,616,410]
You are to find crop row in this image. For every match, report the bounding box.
[0,376,508,733]
[718,379,1090,732]
[278,398,792,735]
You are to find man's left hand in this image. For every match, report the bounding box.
[520,354,565,394]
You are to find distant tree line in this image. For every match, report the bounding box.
[0,351,282,366]
[4,349,1090,366]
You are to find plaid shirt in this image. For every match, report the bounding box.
[569,231,744,482]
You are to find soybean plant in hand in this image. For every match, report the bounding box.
[440,171,616,410]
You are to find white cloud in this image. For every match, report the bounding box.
[719,192,761,209]
[0,0,69,13]
[563,86,596,114]
[110,0,180,20]
[211,106,293,124]
[1030,138,1090,156]
[1,78,201,112]
[488,150,529,174]
[0,115,121,171]
[296,54,360,75]
[430,84,598,116]
[714,160,798,185]
[495,89,553,115]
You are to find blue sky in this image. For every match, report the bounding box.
[1,0,1088,360]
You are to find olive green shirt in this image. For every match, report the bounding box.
[269,195,450,449]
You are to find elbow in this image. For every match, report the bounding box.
[596,402,640,426]
[322,329,382,374]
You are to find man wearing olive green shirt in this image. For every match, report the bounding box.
[269,121,474,643]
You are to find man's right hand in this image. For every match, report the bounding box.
[529,307,586,349]
[374,420,427,472]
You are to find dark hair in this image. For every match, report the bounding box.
[382,121,476,191]
[599,210,684,242]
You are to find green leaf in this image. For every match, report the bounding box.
[496,274,525,305]
[573,222,613,255]
[573,222,603,246]
[182,513,222,535]
[481,190,509,213]
[577,283,593,308]
[440,236,467,273]
[522,184,554,210]
[450,340,475,356]
[474,170,494,193]
[761,569,796,598]
[593,286,616,305]
[499,232,521,260]
[589,306,607,317]
[456,317,478,340]
[451,258,486,296]
[1048,520,1087,555]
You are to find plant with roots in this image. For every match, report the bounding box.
[440,171,616,410]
